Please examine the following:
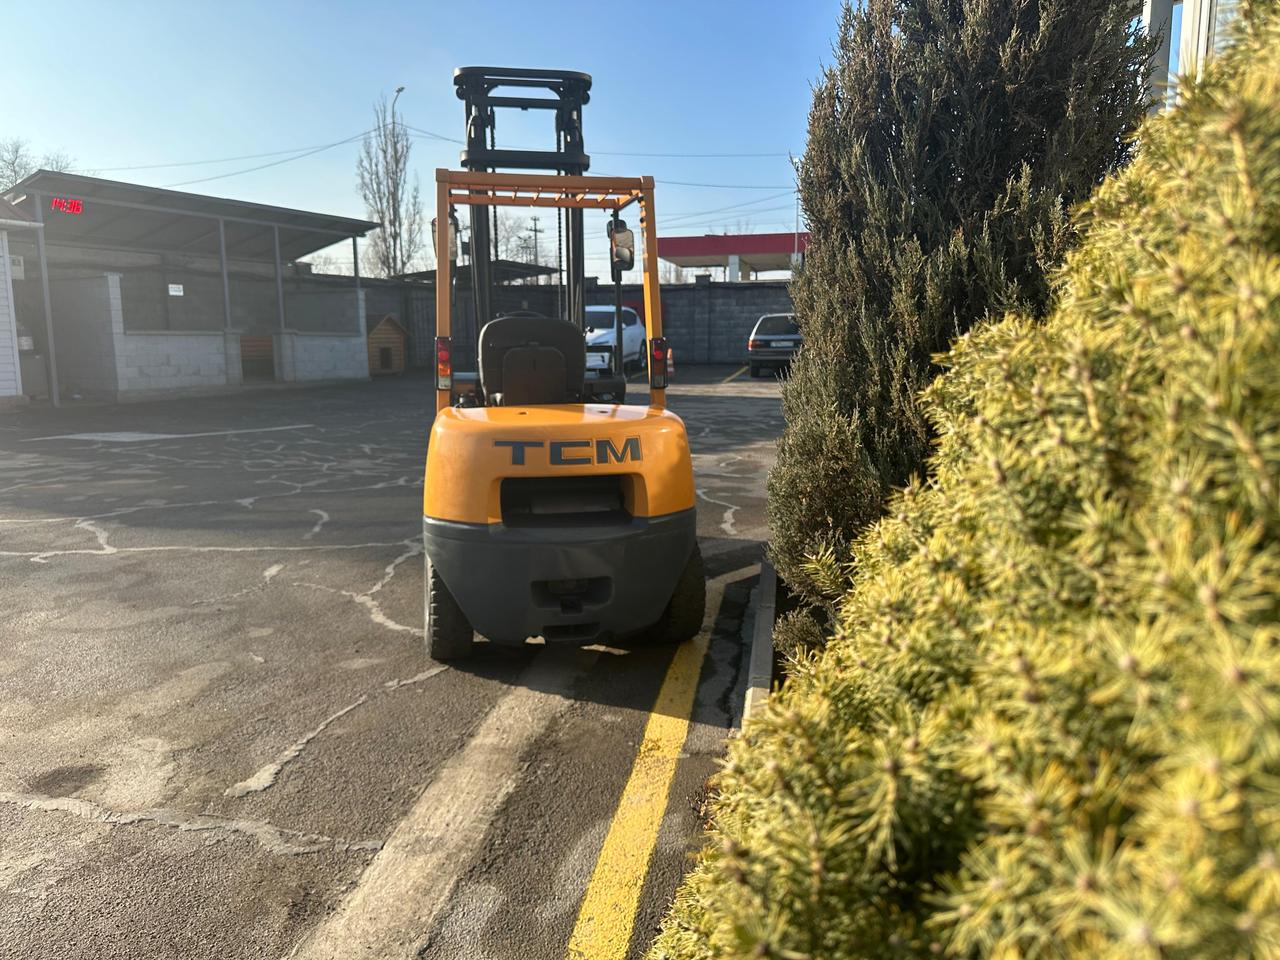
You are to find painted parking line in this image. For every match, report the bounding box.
[720,366,748,384]
[24,424,315,443]
[565,565,758,960]
[291,648,598,960]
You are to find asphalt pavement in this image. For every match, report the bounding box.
[0,366,783,960]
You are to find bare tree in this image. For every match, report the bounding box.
[357,95,426,278]
[660,261,688,284]
[0,139,34,190]
[0,138,74,191]
[41,149,75,174]
[301,252,344,275]
[494,211,533,261]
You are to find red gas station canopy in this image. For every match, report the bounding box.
[656,231,809,274]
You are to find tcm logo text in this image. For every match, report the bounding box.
[494,437,642,466]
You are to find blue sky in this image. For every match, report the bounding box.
[1,0,840,275]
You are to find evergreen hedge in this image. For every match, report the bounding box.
[651,3,1280,957]
[770,0,1153,607]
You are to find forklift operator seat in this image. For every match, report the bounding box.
[478,315,585,406]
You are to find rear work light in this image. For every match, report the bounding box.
[649,337,669,390]
[435,337,452,391]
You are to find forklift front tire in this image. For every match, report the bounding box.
[424,557,476,661]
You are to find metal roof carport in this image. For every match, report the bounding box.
[2,170,379,405]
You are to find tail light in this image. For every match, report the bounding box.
[435,337,452,391]
[748,338,764,351]
[649,338,669,390]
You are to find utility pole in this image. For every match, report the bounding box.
[529,216,542,283]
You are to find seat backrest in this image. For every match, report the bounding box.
[479,315,585,405]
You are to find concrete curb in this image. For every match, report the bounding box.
[743,559,777,719]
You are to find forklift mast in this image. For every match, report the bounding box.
[453,67,592,336]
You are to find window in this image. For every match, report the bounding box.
[586,308,636,330]
[756,315,800,336]
[1214,0,1239,54]
[1169,2,1184,80]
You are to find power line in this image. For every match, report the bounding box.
[97,120,794,192]
[96,139,365,172]
[658,178,792,189]
[662,204,799,229]
[404,125,796,168]
[406,125,463,144]
[664,191,795,223]
[594,149,792,158]
[162,131,372,188]
[86,118,795,184]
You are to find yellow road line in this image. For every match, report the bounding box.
[721,365,748,384]
[566,566,758,960]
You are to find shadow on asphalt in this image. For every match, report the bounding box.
[441,559,758,724]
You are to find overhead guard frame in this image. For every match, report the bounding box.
[433,168,665,414]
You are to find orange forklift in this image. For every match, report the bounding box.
[421,68,704,660]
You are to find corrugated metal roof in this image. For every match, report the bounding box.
[3,170,378,261]
[0,198,34,223]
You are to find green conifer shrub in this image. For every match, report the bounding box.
[770,0,1153,607]
[651,3,1280,957]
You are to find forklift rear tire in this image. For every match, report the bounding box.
[641,543,706,644]
[424,558,476,661]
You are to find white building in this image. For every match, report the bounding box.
[1144,0,1242,109]
[0,199,40,408]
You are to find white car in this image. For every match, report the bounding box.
[584,305,645,372]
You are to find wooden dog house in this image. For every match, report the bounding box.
[367,315,408,376]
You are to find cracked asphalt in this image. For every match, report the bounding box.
[0,366,783,960]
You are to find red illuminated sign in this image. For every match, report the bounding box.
[50,196,83,215]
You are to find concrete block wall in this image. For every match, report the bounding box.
[396,279,793,370]
[706,282,794,363]
[586,277,793,364]
[229,272,279,335]
[275,332,296,382]
[287,333,368,382]
[118,266,225,333]
[50,274,119,399]
[0,231,21,399]
[107,274,229,395]
[285,279,364,335]
[224,332,243,386]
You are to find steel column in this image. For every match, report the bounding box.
[435,179,453,414]
[32,193,61,407]
[218,218,231,330]
[639,180,664,410]
[273,226,286,332]
[566,207,585,329]
[352,236,362,334]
